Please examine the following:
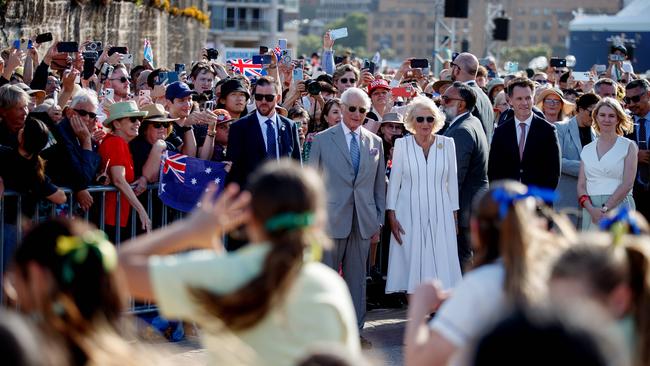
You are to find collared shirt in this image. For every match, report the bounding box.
[341,121,362,151]
[634,111,650,144]
[514,112,534,147]
[257,109,280,159]
[449,111,470,128]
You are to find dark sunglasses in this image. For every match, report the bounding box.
[129,117,143,123]
[109,76,130,83]
[340,78,356,84]
[74,109,97,119]
[415,116,435,123]
[254,94,276,102]
[441,95,464,104]
[148,122,168,129]
[346,105,367,114]
[624,94,644,104]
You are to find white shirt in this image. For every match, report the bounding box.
[449,111,470,128]
[341,121,362,151]
[514,112,534,147]
[429,261,506,348]
[257,110,280,159]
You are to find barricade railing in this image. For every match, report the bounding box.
[1,184,185,313]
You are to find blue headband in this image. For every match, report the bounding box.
[491,186,556,219]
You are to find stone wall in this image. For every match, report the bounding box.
[0,0,208,68]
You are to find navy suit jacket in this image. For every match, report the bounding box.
[488,114,561,190]
[226,111,302,187]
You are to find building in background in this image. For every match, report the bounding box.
[208,0,299,51]
[367,0,622,61]
[315,0,376,24]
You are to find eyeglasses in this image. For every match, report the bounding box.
[441,95,464,104]
[254,94,276,102]
[534,79,548,84]
[415,116,435,123]
[339,78,356,84]
[109,76,130,83]
[74,109,97,119]
[624,94,644,104]
[128,117,142,123]
[450,62,460,70]
[345,105,367,114]
[148,122,168,129]
[543,99,562,106]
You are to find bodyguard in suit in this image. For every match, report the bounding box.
[226,76,302,188]
[554,93,600,226]
[488,78,561,190]
[441,82,489,270]
[624,79,650,220]
[450,53,495,142]
[309,87,386,334]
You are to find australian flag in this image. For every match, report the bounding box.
[158,152,227,212]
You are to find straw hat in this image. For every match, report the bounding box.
[103,101,148,127]
[140,103,178,123]
[535,88,575,116]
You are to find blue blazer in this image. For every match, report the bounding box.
[226,111,302,187]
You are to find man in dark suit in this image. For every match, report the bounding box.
[226,76,302,188]
[624,79,650,220]
[451,53,495,142]
[488,77,561,190]
[441,82,489,270]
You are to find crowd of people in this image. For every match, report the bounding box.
[1,29,650,365]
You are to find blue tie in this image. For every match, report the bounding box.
[350,131,360,175]
[265,119,277,159]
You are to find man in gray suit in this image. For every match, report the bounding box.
[441,82,489,270]
[555,93,600,226]
[309,87,386,338]
[451,53,495,142]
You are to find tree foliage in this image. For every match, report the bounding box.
[499,44,552,68]
[324,12,367,49]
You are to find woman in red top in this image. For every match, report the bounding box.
[99,101,151,239]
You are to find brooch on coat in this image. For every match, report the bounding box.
[370,148,379,156]
[437,143,443,149]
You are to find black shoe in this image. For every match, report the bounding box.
[360,335,373,349]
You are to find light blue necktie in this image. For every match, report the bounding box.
[350,131,360,175]
[265,119,277,159]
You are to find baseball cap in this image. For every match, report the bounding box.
[368,79,391,95]
[165,81,195,101]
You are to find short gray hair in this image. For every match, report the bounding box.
[340,87,371,109]
[0,84,30,109]
[70,89,99,109]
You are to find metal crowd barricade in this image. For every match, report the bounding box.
[1,184,185,313]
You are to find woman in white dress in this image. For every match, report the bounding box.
[578,97,637,230]
[386,96,461,293]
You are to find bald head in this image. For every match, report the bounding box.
[452,53,479,82]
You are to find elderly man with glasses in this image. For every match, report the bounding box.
[309,87,386,348]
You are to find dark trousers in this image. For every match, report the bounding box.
[457,226,473,273]
[633,185,650,222]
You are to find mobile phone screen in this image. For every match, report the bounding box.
[330,28,348,40]
[410,59,429,69]
[57,42,79,53]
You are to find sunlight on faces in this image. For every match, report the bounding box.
[336,71,357,93]
[223,91,248,115]
[168,96,192,118]
[595,105,618,133]
[194,70,215,94]
[508,86,534,119]
[325,103,342,127]
[0,99,28,133]
[109,68,130,98]
[254,84,278,117]
[543,95,563,118]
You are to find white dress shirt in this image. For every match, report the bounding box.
[448,112,470,128]
[257,110,280,159]
[341,121,362,151]
[514,112,534,147]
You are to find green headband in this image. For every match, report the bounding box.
[55,230,117,284]
[265,212,315,232]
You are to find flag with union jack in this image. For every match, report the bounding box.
[228,58,266,78]
[158,152,228,212]
[143,38,154,68]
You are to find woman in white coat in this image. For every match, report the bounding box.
[386,96,462,293]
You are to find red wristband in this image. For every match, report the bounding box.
[578,195,591,208]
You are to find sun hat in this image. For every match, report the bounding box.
[380,112,404,125]
[140,103,178,123]
[535,88,575,116]
[14,82,46,100]
[103,101,148,127]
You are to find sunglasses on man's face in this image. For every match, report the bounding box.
[415,116,435,123]
[109,76,130,83]
[74,109,97,119]
[129,117,143,123]
[340,78,356,84]
[624,94,644,104]
[254,94,276,102]
[148,122,168,129]
[346,105,367,114]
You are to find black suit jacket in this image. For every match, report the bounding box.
[625,118,648,190]
[466,80,495,142]
[226,111,302,187]
[488,114,561,190]
[443,112,489,228]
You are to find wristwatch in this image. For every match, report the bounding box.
[601,205,609,213]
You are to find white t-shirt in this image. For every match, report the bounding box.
[429,261,507,348]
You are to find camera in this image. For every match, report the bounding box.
[304,79,321,95]
[206,48,219,61]
[87,41,102,52]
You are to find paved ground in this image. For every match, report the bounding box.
[168,307,408,365]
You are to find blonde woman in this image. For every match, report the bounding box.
[386,96,461,294]
[578,98,637,230]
